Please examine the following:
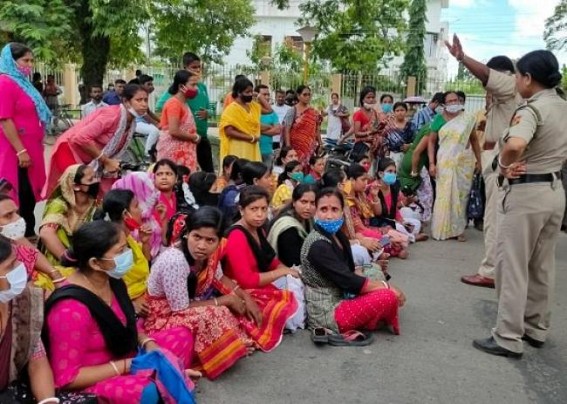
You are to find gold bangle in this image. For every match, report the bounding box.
[52,277,66,284]
[140,337,156,348]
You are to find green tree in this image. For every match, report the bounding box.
[284,0,409,72]
[271,0,408,72]
[0,1,72,62]
[544,0,567,51]
[0,0,148,85]
[399,0,427,94]
[151,0,255,65]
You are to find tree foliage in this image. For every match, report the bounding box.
[399,0,427,94]
[289,0,409,72]
[151,0,255,65]
[0,0,72,62]
[544,0,567,51]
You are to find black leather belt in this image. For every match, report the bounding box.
[499,171,561,186]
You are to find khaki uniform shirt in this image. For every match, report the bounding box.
[502,89,567,174]
[484,69,519,146]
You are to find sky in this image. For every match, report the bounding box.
[441,0,565,75]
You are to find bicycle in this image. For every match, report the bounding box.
[44,104,76,145]
[122,133,152,171]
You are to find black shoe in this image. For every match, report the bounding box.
[522,334,545,348]
[473,337,523,359]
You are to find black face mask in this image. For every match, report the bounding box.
[77,182,100,198]
[241,95,253,103]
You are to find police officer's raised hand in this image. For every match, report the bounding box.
[445,34,464,61]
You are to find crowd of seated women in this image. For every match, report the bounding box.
[0,144,422,402]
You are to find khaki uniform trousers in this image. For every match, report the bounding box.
[478,149,499,279]
[562,162,567,227]
[492,180,565,353]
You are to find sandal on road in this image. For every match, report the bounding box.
[311,327,335,344]
[328,330,374,347]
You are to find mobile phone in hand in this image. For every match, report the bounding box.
[380,235,391,247]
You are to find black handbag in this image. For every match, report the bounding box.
[467,173,485,220]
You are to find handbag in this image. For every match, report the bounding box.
[273,273,306,331]
[467,173,485,220]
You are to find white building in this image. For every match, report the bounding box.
[224,0,450,94]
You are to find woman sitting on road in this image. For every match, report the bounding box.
[268,184,317,268]
[0,194,67,290]
[44,84,149,198]
[212,154,238,193]
[272,161,304,211]
[112,172,163,260]
[145,207,273,380]
[301,188,405,345]
[343,163,409,259]
[156,70,200,172]
[222,186,299,339]
[43,221,194,403]
[152,159,178,225]
[39,165,98,267]
[0,235,81,403]
[242,161,274,192]
[217,158,249,224]
[94,189,151,308]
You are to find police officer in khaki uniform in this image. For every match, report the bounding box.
[473,50,567,358]
[445,36,519,288]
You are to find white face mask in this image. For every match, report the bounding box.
[445,104,464,114]
[363,102,376,110]
[0,217,26,240]
[0,262,28,303]
[127,107,141,118]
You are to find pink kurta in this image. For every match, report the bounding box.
[0,75,46,202]
[43,105,127,198]
[46,294,194,402]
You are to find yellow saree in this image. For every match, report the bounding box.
[219,101,261,162]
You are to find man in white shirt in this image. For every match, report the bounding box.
[81,84,108,117]
[271,89,292,149]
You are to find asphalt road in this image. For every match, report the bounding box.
[195,228,567,404]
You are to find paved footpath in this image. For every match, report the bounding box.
[196,229,567,404]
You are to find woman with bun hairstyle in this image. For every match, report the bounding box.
[473,50,567,358]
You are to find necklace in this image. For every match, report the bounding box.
[82,273,112,305]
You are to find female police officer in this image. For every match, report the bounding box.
[473,50,567,358]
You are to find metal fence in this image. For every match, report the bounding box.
[34,62,488,116]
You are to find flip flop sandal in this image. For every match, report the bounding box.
[328,330,374,347]
[311,327,335,344]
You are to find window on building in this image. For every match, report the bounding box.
[260,35,272,56]
[424,32,439,58]
[284,36,304,54]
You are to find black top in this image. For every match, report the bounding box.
[306,227,366,294]
[277,227,304,267]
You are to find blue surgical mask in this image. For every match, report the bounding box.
[381,103,393,114]
[315,217,344,234]
[383,172,397,185]
[290,172,304,183]
[0,262,27,303]
[104,249,134,279]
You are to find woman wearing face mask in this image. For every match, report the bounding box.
[283,85,323,166]
[0,43,51,240]
[44,221,195,403]
[39,165,99,266]
[301,188,405,345]
[268,184,317,267]
[0,235,71,403]
[0,195,68,292]
[272,161,304,211]
[373,158,428,243]
[156,71,200,172]
[343,163,409,259]
[94,189,152,305]
[146,207,278,379]
[352,86,385,161]
[111,172,165,261]
[429,91,481,241]
[381,102,416,168]
[219,77,272,162]
[43,84,149,198]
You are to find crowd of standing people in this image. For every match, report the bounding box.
[0,34,566,403]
